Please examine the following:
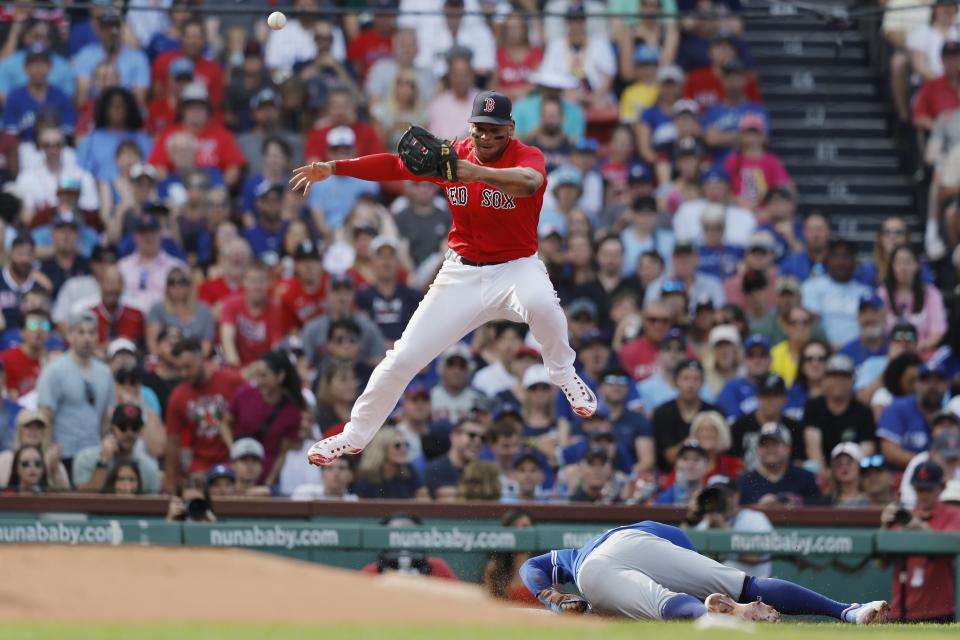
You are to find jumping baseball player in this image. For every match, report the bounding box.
[290,91,597,465]
[521,520,889,624]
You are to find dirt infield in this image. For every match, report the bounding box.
[0,545,571,625]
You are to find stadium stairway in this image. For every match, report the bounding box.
[743,2,922,251]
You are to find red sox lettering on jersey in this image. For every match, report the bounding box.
[446,186,516,210]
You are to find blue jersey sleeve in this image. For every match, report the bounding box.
[520,550,577,610]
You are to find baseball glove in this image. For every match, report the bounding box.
[397,125,459,182]
[538,588,591,615]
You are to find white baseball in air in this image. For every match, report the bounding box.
[267,11,287,30]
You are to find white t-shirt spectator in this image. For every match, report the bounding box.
[264,19,346,72]
[543,0,611,46]
[14,164,99,212]
[907,23,960,78]
[126,0,172,47]
[400,0,496,76]
[538,37,616,96]
[673,199,757,247]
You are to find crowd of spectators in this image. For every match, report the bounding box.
[0,0,957,536]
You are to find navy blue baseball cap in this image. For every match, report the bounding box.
[858,292,884,310]
[574,138,599,153]
[919,361,948,379]
[702,166,731,184]
[206,463,235,483]
[744,333,771,353]
[469,91,513,125]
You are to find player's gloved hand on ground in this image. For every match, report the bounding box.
[397,125,459,182]
[537,587,590,614]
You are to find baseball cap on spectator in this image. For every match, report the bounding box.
[441,342,473,368]
[134,215,161,232]
[830,442,863,463]
[25,44,51,64]
[68,309,98,329]
[169,57,194,79]
[567,1,588,18]
[674,239,697,255]
[327,126,356,148]
[444,44,474,63]
[933,430,960,459]
[53,211,80,228]
[601,367,631,386]
[568,298,598,321]
[932,411,960,428]
[404,381,430,400]
[889,321,918,343]
[294,239,321,260]
[207,464,235,483]
[678,438,708,458]
[146,201,170,216]
[708,324,740,348]
[516,345,541,360]
[587,410,614,429]
[494,402,523,422]
[179,81,210,104]
[721,57,747,75]
[739,112,768,134]
[522,364,551,389]
[243,39,263,58]
[469,395,495,416]
[825,354,855,376]
[371,235,399,254]
[628,162,655,184]
[329,272,354,290]
[747,230,777,253]
[657,65,685,84]
[632,195,657,213]
[11,233,33,249]
[672,99,699,117]
[634,45,659,64]
[57,176,82,193]
[552,165,583,189]
[706,474,737,491]
[702,166,730,184]
[759,422,791,445]
[943,41,960,57]
[112,403,144,429]
[712,29,738,45]
[674,358,703,376]
[675,136,703,158]
[512,451,543,469]
[579,328,607,348]
[661,326,687,349]
[574,138,599,154]
[251,87,281,110]
[661,279,687,298]
[231,438,265,461]
[255,180,284,198]
[743,333,771,353]
[15,410,49,430]
[757,373,787,396]
[919,360,947,379]
[538,224,566,240]
[107,338,137,359]
[694,295,714,312]
[775,276,801,295]
[858,291,884,310]
[742,268,768,295]
[910,461,945,489]
[98,9,123,25]
[130,162,158,182]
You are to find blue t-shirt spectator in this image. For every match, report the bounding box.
[716,377,759,420]
[244,222,287,263]
[76,130,153,181]
[698,245,744,280]
[801,276,870,346]
[355,284,423,342]
[72,45,151,94]
[0,51,75,98]
[779,251,826,281]
[783,383,808,422]
[640,104,675,150]
[32,223,99,258]
[738,465,821,505]
[306,175,379,232]
[610,407,653,461]
[876,396,934,455]
[701,102,768,141]
[2,85,75,139]
[839,337,888,367]
[157,168,225,203]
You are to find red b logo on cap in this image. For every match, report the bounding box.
[483,97,495,113]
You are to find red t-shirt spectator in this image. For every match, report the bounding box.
[198,277,242,308]
[220,294,278,366]
[1,346,40,397]
[618,335,660,382]
[305,122,386,162]
[913,76,960,126]
[495,47,544,93]
[890,503,960,620]
[165,367,245,472]
[347,30,394,80]
[90,302,146,348]
[149,123,245,174]
[152,52,225,107]
[683,68,763,110]
[274,276,325,335]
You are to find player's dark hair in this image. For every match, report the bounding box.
[171,336,203,357]
[259,349,307,410]
[328,317,362,340]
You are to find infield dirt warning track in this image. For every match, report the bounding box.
[0,545,582,625]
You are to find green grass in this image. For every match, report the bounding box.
[0,622,957,640]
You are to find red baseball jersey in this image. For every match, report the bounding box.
[335,137,547,263]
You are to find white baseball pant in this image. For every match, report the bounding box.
[342,253,577,449]
[576,530,747,620]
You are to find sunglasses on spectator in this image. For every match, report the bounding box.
[167,277,191,287]
[602,375,630,385]
[463,431,485,441]
[19,458,43,468]
[25,319,51,332]
[645,315,671,325]
[803,354,827,363]
[788,318,812,327]
[860,454,887,470]
[445,358,469,369]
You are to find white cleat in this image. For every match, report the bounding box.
[841,601,890,625]
[558,375,598,418]
[306,431,362,466]
[705,593,781,623]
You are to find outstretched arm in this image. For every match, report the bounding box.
[457,162,543,197]
[290,155,427,197]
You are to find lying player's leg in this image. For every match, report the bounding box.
[493,256,597,416]
[309,263,490,463]
[577,551,693,620]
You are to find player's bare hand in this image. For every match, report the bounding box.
[290,162,333,197]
